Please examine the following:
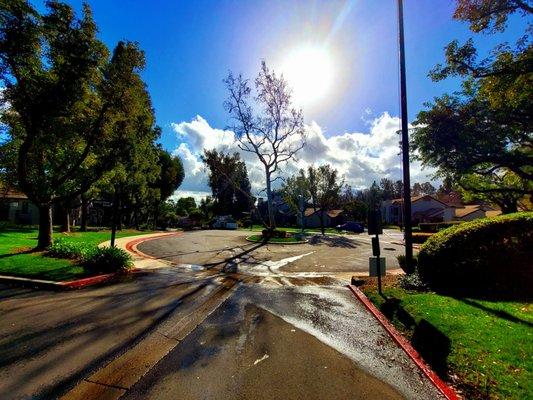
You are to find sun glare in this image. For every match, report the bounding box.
[281,46,334,106]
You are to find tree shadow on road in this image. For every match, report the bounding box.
[0,274,219,399]
[203,242,266,271]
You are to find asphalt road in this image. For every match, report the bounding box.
[136,229,404,276]
[0,229,443,400]
[0,269,225,399]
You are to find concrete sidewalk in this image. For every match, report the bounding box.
[99,231,183,270]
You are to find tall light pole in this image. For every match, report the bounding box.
[398,0,414,265]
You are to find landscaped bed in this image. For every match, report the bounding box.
[246,234,307,244]
[0,227,150,282]
[360,276,532,400]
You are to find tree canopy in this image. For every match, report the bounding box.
[0,1,162,246]
[412,0,532,213]
[202,149,253,218]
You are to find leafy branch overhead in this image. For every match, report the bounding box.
[412,0,533,213]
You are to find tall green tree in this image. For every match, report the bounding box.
[202,149,253,218]
[307,165,343,235]
[175,197,197,216]
[412,0,532,213]
[281,169,309,230]
[0,1,157,247]
[339,184,368,222]
[379,178,395,200]
[151,148,184,227]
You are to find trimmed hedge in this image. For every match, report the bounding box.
[412,232,434,243]
[417,212,533,295]
[419,221,463,233]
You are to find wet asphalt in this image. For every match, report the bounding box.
[0,229,443,399]
[123,284,442,400]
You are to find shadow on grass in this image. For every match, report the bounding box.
[380,297,451,378]
[455,297,533,328]
[0,247,40,259]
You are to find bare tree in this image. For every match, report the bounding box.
[224,61,306,228]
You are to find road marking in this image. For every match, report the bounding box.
[253,353,269,365]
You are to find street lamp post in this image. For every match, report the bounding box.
[397,0,414,266]
[298,194,305,233]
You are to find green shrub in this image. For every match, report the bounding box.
[412,232,434,243]
[417,212,533,295]
[47,239,92,259]
[419,221,464,232]
[82,246,133,274]
[418,223,440,233]
[262,229,290,239]
[397,254,417,274]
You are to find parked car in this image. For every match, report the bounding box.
[212,215,238,230]
[335,221,364,233]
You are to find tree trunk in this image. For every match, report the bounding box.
[110,189,119,247]
[265,171,275,228]
[37,204,53,249]
[80,196,88,232]
[59,204,70,233]
[117,199,123,231]
[319,209,325,235]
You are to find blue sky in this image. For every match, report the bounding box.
[34,0,528,198]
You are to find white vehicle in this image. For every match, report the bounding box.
[212,215,238,230]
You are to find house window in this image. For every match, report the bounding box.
[21,201,29,214]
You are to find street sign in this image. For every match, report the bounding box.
[367,210,382,235]
[372,236,380,256]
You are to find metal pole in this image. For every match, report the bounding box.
[397,0,413,266]
[375,233,382,295]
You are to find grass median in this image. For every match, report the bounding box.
[360,276,532,400]
[0,227,150,282]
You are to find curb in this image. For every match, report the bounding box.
[125,231,183,259]
[347,284,460,400]
[0,271,132,290]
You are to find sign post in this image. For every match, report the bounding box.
[368,210,383,295]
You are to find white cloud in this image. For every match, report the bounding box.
[170,112,436,200]
[170,190,211,204]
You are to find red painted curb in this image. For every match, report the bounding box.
[60,273,116,288]
[125,232,183,259]
[347,284,460,400]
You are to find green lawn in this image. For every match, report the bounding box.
[362,280,532,400]
[0,227,150,281]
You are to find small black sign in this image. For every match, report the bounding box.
[372,236,380,256]
[367,210,383,235]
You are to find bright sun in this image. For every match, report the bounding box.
[281,46,334,106]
